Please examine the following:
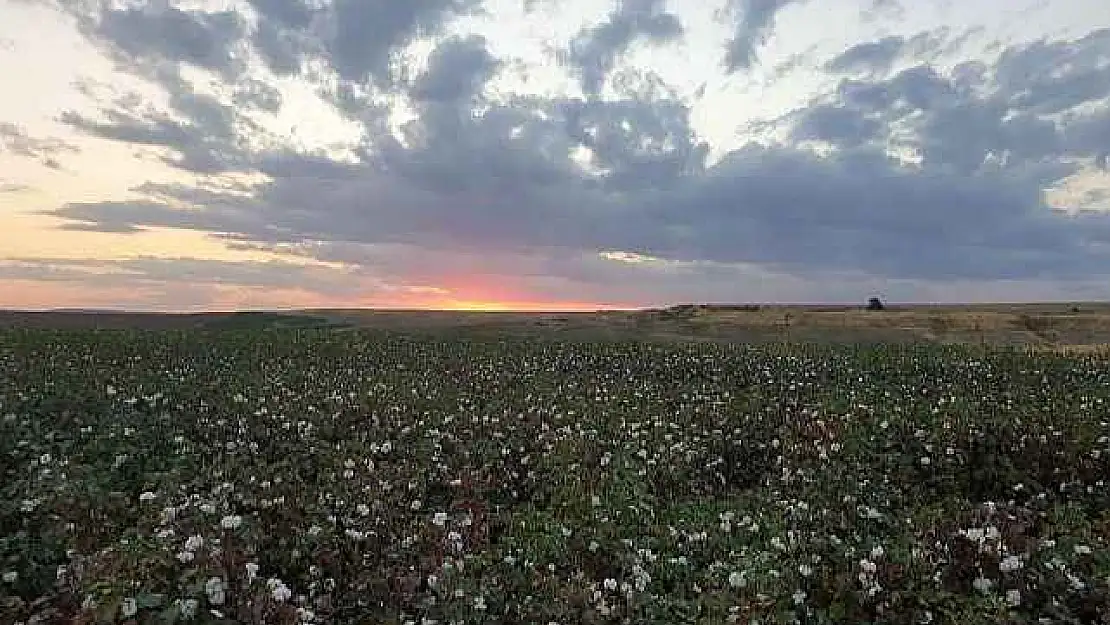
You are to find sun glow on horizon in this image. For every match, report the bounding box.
[421,298,629,313]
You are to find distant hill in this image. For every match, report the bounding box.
[0,310,342,331]
[3,302,1108,348]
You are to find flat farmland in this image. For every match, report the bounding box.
[1,326,1109,624]
[6,302,1110,346]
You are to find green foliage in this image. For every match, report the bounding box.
[0,330,1109,624]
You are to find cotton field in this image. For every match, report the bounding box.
[1,328,1109,624]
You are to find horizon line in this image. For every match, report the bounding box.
[0,300,1105,315]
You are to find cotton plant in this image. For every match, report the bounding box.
[4,333,1110,624]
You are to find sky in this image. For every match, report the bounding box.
[1,0,1109,311]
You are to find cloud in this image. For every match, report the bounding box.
[0,122,80,166]
[92,5,248,78]
[59,0,489,117]
[246,0,316,29]
[30,5,1110,303]
[790,104,881,147]
[824,26,970,77]
[562,0,684,95]
[825,35,905,75]
[861,0,903,21]
[0,256,418,299]
[58,63,268,174]
[410,35,501,102]
[801,30,1110,179]
[233,79,284,113]
[994,28,1110,116]
[237,0,482,84]
[722,0,800,73]
[330,0,482,84]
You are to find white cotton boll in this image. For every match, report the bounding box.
[121,597,138,618]
[1006,589,1021,607]
[999,555,1023,573]
[205,577,226,605]
[178,598,198,620]
[972,577,993,594]
[268,578,292,603]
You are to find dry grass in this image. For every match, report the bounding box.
[4,302,1110,347]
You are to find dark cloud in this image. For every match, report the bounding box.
[44,9,1110,295]
[52,134,1110,284]
[323,0,482,84]
[64,0,485,114]
[94,6,247,78]
[993,28,1110,116]
[59,64,268,174]
[828,27,961,75]
[790,105,881,147]
[251,19,308,76]
[411,35,501,102]
[245,0,482,83]
[559,71,709,188]
[0,122,80,166]
[636,144,1104,280]
[562,0,684,95]
[722,0,800,73]
[796,30,1110,182]
[60,108,192,151]
[826,36,905,74]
